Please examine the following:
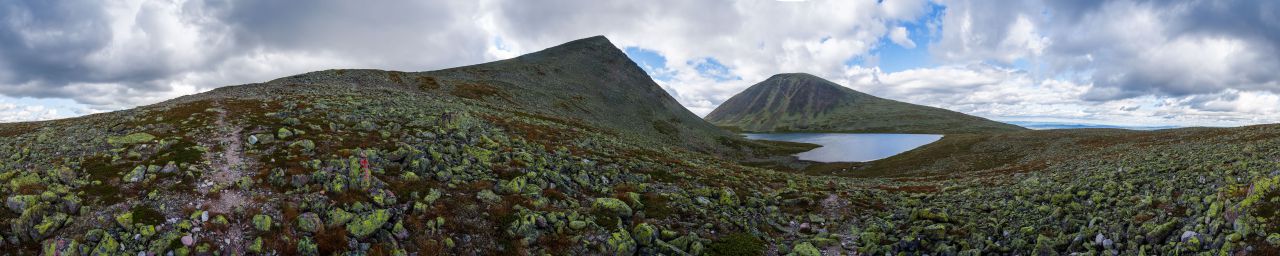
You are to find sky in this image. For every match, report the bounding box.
[1,0,1278,127]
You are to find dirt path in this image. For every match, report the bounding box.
[194,102,251,253]
[197,103,250,213]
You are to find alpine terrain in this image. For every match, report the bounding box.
[705,73,1027,134]
[0,36,1278,255]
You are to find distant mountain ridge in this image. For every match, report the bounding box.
[152,36,752,155]
[705,73,1026,134]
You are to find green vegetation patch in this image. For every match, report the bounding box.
[108,133,156,146]
[707,232,766,256]
[451,83,509,101]
[130,205,165,226]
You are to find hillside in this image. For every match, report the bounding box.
[705,73,1026,134]
[1,36,1278,255]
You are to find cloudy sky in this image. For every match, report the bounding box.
[1,0,1278,127]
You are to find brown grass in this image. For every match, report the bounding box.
[451,83,510,101]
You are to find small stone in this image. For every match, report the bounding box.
[569,220,587,230]
[160,161,178,174]
[182,235,195,246]
[200,211,209,222]
[1180,231,1199,242]
[276,127,294,139]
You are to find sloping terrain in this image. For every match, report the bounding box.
[705,73,1026,134]
[0,36,1278,255]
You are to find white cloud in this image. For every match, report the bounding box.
[888,27,916,49]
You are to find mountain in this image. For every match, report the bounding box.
[2,36,1278,255]
[705,73,1027,134]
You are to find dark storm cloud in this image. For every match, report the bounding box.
[0,0,493,107]
[0,1,111,89]
[206,0,489,69]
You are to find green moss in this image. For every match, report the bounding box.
[131,205,165,226]
[708,232,765,256]
[249,236,264,253]
[789,242,820,256]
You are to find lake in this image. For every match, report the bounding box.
[744,133,943,162]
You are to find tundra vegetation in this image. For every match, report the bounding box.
[0,36,1277,255]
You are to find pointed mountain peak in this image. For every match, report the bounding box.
[515,35,627,62]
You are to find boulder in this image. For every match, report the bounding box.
[593,198,633,217]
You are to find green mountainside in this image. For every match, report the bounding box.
[0,36,1278,255]
[705,73,1027,134]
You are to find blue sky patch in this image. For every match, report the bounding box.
[623,47,674,81]
[690,57,739,81]
[856,2,945,73]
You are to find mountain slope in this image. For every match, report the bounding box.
[419,36,742,154]
[705,73,1026,134]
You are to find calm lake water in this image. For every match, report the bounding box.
[744,133,943,162]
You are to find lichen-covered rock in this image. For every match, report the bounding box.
[328,208,354,226]
[160,161,178,174]
[290,139,316,151]
[42,238,79,256]
[115,212,133,229]
[913,208,950,223]
[296,212,321,233]
[593,198,633,217]
[253,214,272,231]
[1146,220,1178,243]
[123,165,147,183]
[298,237,318,255]
[632,223,657,246]
[108,133,155,146]
[6,195,37,212]
[570,220,588,230]
[347,209,390,239]
[607,227,637,256]
[276,127,294,139]
[92,234,119,255]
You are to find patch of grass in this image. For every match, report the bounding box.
[652,120,678,136]
[131,205,166,226]
[451,83,508,101]
[387,71,406,86]
[81,155,125,205]
[416,76,441,90]
[0,122,42,137]
[642,192,675,219]
[707,232,766,256]
[152,140,202,164]
[316,225,351,254]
